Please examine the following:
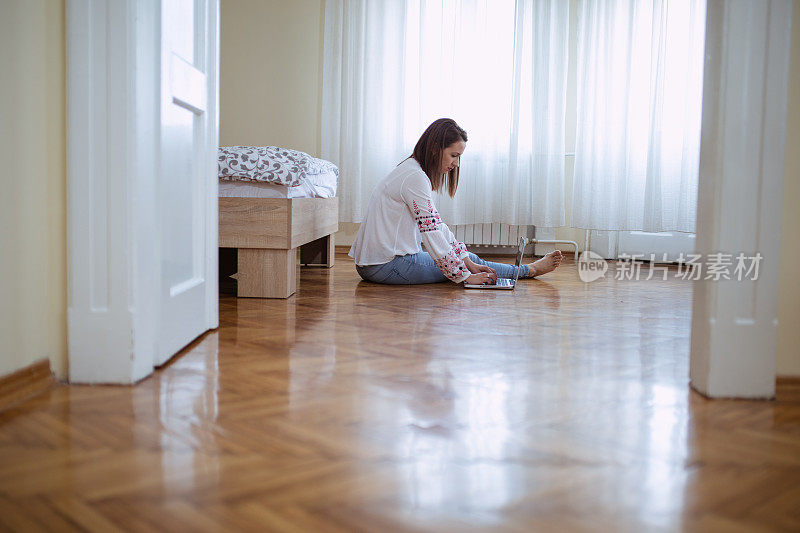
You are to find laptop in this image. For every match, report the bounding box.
[463,237,526,290]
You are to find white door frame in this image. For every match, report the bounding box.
[689,0,792,398]
[66,0,219,384]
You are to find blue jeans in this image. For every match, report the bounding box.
[356,252,529,285]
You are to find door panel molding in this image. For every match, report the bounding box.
[155,0,218,366]
[67,0,145,383]
[170,52,207,114]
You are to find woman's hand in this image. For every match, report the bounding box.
[464,258,497,282]
[465,272,496,285]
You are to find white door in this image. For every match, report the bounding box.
[157,0,218,364]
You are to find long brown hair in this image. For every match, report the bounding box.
[411,118,467,197]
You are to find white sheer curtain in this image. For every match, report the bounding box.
[322,0,569,226]
[572,0,706,233]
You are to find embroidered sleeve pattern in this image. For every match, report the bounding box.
[433,244,471,282]
[453,241,468,259]
[412,199,442,233]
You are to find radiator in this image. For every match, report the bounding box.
[452,224,534,248]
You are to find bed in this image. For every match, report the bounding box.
[218,146,339,298]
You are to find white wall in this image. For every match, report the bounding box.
[219,0,324,156]
[0,0,67,380]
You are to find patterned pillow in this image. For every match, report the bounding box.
[218,146,338,186]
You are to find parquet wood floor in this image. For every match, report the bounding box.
[1,252,799,532]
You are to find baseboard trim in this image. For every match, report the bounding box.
[776,377,800,402]
[0,359,55,412]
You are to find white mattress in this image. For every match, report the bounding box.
[218,170,338,199]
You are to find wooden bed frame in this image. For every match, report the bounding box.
[219,197,339,298]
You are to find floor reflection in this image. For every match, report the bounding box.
[153,333,221,496]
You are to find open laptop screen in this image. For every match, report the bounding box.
[513,237,525,283]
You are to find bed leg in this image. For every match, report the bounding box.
[300,234,335,268]
[237,248,297,298]
[325,234,335,267]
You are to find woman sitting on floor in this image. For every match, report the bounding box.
[350,118,563,285]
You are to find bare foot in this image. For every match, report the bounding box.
[527,250,563,277]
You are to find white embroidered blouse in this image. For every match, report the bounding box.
[349,157,470,283]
